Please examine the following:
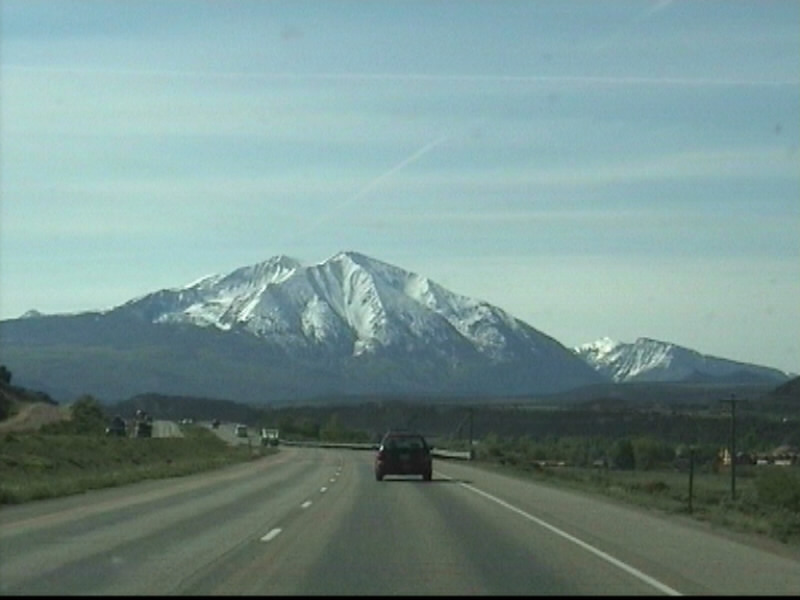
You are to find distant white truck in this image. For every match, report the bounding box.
[260,428,280,446]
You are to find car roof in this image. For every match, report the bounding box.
[382,430,426,438]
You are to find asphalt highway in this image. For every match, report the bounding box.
[2,446,799,595]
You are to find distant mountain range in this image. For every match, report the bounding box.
[0,251,792,405]
[573,337,790,384]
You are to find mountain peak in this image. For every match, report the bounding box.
[575,336,788,384]
[330,250,368,262]
[266,254,304,268]
[325,250,399,274]
[577,336,619,354]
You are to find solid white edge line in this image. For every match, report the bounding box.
[260,528,282,542]
[438,472,682,596]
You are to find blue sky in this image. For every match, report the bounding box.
[1,0,798,373]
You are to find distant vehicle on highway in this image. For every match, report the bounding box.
[133,409,153,438]
[260,428,279,446]
[374,430,433,482]
[234,424,248,438]
[105,415,127,437]
[211,419,221,429]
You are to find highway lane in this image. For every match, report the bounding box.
[2,447,799,595]
[153,420,184,438]
[208,421,256,446]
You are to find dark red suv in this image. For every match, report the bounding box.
[374,430,433,481]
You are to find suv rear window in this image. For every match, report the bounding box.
[383,435,427,451]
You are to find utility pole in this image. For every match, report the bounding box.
[688,446,695,514]
[468,407,474,460]
[723,394,737,500]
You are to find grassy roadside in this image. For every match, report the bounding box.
[465,456,800,547]
[0,426,276,505]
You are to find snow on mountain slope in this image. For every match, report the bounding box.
[574,337,790,384]
[121,251,566,364]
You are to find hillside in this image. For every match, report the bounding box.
[0,381,66,433]
[760,375,800,413]
[772,375,800,399]
[111,393,267,425]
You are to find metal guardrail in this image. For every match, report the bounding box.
[278,439,472,460]
[431,449,473,460]
[277,440,373,449]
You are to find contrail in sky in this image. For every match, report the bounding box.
[593,0,674,54]
[292,134,449,241]
[340,134,449,207]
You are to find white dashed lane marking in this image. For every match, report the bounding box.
[259,471,339,542]
[260,528,282,542]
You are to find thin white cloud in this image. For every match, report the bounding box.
[5,65,796,88]
[464,147,797,187]
[330,146,799,195]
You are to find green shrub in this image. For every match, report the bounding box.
[632,437,675,471]
[612,438,636,470]
[768,509,800,543]
[69,395,106,435]
[755,468,800,513]
[641,479,670,494]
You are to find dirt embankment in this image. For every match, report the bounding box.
[0,401,71,433]
[0,382,69,433]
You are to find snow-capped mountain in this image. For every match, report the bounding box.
[0,251,605,403]
[574,337,790,384]
[122,251,545,363]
